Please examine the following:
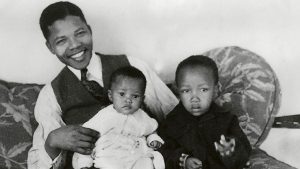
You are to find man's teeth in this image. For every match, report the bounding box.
[71,51,84,59]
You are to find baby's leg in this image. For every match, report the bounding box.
[94,157,123,169]
[72,153,93,169]
[132,157,154,169]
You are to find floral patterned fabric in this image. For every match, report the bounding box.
[248,148,296,169]
[0,80,43,169]
[202,46,281,147]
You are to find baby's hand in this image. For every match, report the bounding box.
[149,140,162,150]
[214,135,235,157]
[184,157,202,169]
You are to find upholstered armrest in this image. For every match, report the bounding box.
[0,80,43,169]
[248,148,297,169]
[272,115,300,128]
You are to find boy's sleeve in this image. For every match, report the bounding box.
[159,138,185,169]
[158,122,188,169]
[221,115,252,169]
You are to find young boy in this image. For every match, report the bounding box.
[72,66,165,169]
[158,55,251,169]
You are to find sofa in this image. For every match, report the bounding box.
[0,46,297,169]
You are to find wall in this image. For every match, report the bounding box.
[0,0,299,168]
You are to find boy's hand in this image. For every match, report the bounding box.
[214,135,235,157]
[149,140,162,150]
[184,157,202,169]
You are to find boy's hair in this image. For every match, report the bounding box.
[109,66,147,94]
[175,55,219,85]
[40,1,87,40]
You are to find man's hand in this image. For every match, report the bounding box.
[214,135,235,157]
[184,157,202,169]
[149,140,162,150]
[45,125,100,159]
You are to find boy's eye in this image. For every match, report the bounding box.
[200,88,208,92]
[132,95,140,99]
[180,89,190,93]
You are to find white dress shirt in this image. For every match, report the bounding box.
[27,53,178,169]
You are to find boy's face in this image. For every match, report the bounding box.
[46,15,93,70]
[177,66,217,116]
[108,76,145,115]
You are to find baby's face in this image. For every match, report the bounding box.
[108,77,144,115]
[177,66,217,116]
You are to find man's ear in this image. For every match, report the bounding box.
[46,41,55,55]
[87,25,92,34]
[108,90,113,102]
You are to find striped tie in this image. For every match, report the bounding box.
[80,68,106,101]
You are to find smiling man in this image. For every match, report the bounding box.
[27,2,178,169]
[46,14,93,70]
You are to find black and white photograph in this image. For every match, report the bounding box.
[0,0,299,169]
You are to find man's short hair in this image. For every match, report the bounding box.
[109,66,147,93]
[175,55,219,85]
[40,1,87,40]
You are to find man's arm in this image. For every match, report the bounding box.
[28,85,100,169]
[28,84,65,169]
[128,56,179,121]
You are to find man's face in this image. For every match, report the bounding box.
[177,66,217,116]
[46,15,93,70]
[108,77,145,115]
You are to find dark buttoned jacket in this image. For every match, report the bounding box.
[158,102,251,169]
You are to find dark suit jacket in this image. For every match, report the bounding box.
[158,102,251,169]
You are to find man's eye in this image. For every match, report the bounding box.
[55,39,66,45]
[76,30,86,37]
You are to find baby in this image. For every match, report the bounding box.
[73,66,164,169]
[159,55,251,169]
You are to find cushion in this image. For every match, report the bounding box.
[202,46,281,147]
[0,80,43,169]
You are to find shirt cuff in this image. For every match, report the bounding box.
[40,146,63,168]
